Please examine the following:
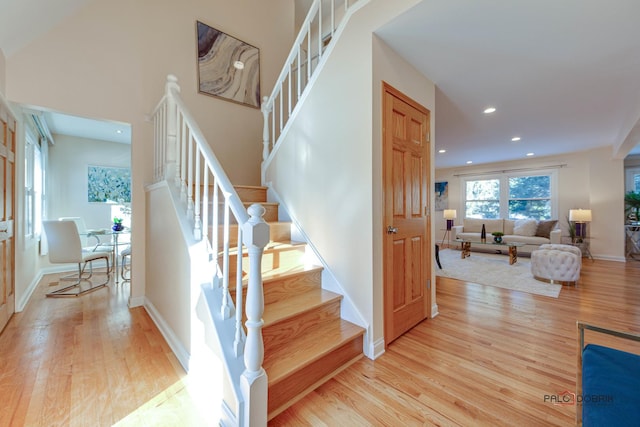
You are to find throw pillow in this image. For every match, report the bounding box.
[535,219,558,238]
[513,219,537,236]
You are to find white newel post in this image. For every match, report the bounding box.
[240,204,269,427]
[261,96,272,162]
[165,74,180,182]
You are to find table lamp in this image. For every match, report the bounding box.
[441,209,457,245]
[569,209,592,239]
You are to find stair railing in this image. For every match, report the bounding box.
[261,0,365,168]
[151,75,270,426]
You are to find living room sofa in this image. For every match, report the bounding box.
[450,218,561,254]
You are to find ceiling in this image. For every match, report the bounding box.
[2,0,640,163]
[0,0,130,144]
[376,0,640,168]
[41,110,131,144]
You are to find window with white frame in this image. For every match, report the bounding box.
[25,133,44,239]
[463,171,556,220]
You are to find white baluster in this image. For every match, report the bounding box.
[212,182,219,285]
[165,75,179,182]
[234,225,245,357]
[187,135,194,218]
[180,118,188,203]
[221,198,231,318]
[194,150,202,240]
[307,21,312,81]
[241,203,269,427]
[174,109,181,188]
[202,169,210,244]
[261,96,271,162]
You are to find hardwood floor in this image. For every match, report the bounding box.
[2,259,639,426]
[271,258,640,426]
[0,272,209,427]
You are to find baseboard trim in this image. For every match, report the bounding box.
[16,271,44,312]
[144,298,190,371]
[431,303,440,318]
[369,337,385,360]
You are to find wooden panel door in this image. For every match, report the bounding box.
[383,83,431,345]
[0,102,16,334]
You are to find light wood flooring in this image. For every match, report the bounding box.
[2,258,639,426]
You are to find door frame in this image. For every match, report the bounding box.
[381,81,432,346]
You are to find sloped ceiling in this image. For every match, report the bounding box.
[2,0,640,163]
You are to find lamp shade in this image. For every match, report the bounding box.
[569,209,592,222]
[443,209,457,220]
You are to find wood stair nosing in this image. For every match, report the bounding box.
[212,222,293,249]
[262,288,342,328]
[266,321,365,418]
[213,202,279,224]
[263,319,365,385]
[263,292,343,351]
[233,185,268,203]
[192,184,268,203]
[222,241,307,279]
[229,264,323,305]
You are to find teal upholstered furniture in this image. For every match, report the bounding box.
[577,322,640,426]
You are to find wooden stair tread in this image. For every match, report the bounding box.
[217,201,279,207]
[222,240,306,257]
[259,264,323,284]
[234,185,267,190]
[263,289,341,327]
[264,319,365,384]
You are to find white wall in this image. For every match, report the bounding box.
[47,134,130,227]
[265,0,423,357]
[5,0,294,306]
[435,146,626,261]
[0,49,5,94]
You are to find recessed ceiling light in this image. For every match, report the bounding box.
[438,149,446,153]
[116,129,123,134]
[466,160,473,164]
[233,60,245,70]
[483,107,496,114]
[511,136,521,142]
[526,152,535,157]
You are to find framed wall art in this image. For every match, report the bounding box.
[88,165,131,203]
[435,181,448,211]
[196,20,261,108]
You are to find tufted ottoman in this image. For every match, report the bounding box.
[531,244,582,285]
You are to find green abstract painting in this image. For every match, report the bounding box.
[88,166,131,203]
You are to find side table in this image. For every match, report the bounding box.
[626,225,640,259]
[563,237,594,261]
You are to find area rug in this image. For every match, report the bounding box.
[436,248,562,298]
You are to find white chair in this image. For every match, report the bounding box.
[43,220,112,297]
[58,217,105,252]
[120,246,131,282]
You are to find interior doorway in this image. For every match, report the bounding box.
[382,82,432,345]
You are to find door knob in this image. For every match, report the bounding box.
[387,226,398,234]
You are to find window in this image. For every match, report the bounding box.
[465,178,500,218]
[508,175,551,219]
[626,167,640,193]
[25,133,44,240]
[463,171,556,220]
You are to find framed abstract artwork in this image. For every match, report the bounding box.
[88,166,131,203]
[435,181,448,211]
[196,21,261,108]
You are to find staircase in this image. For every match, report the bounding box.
[149,0,370,424]
[230,185,365,419]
